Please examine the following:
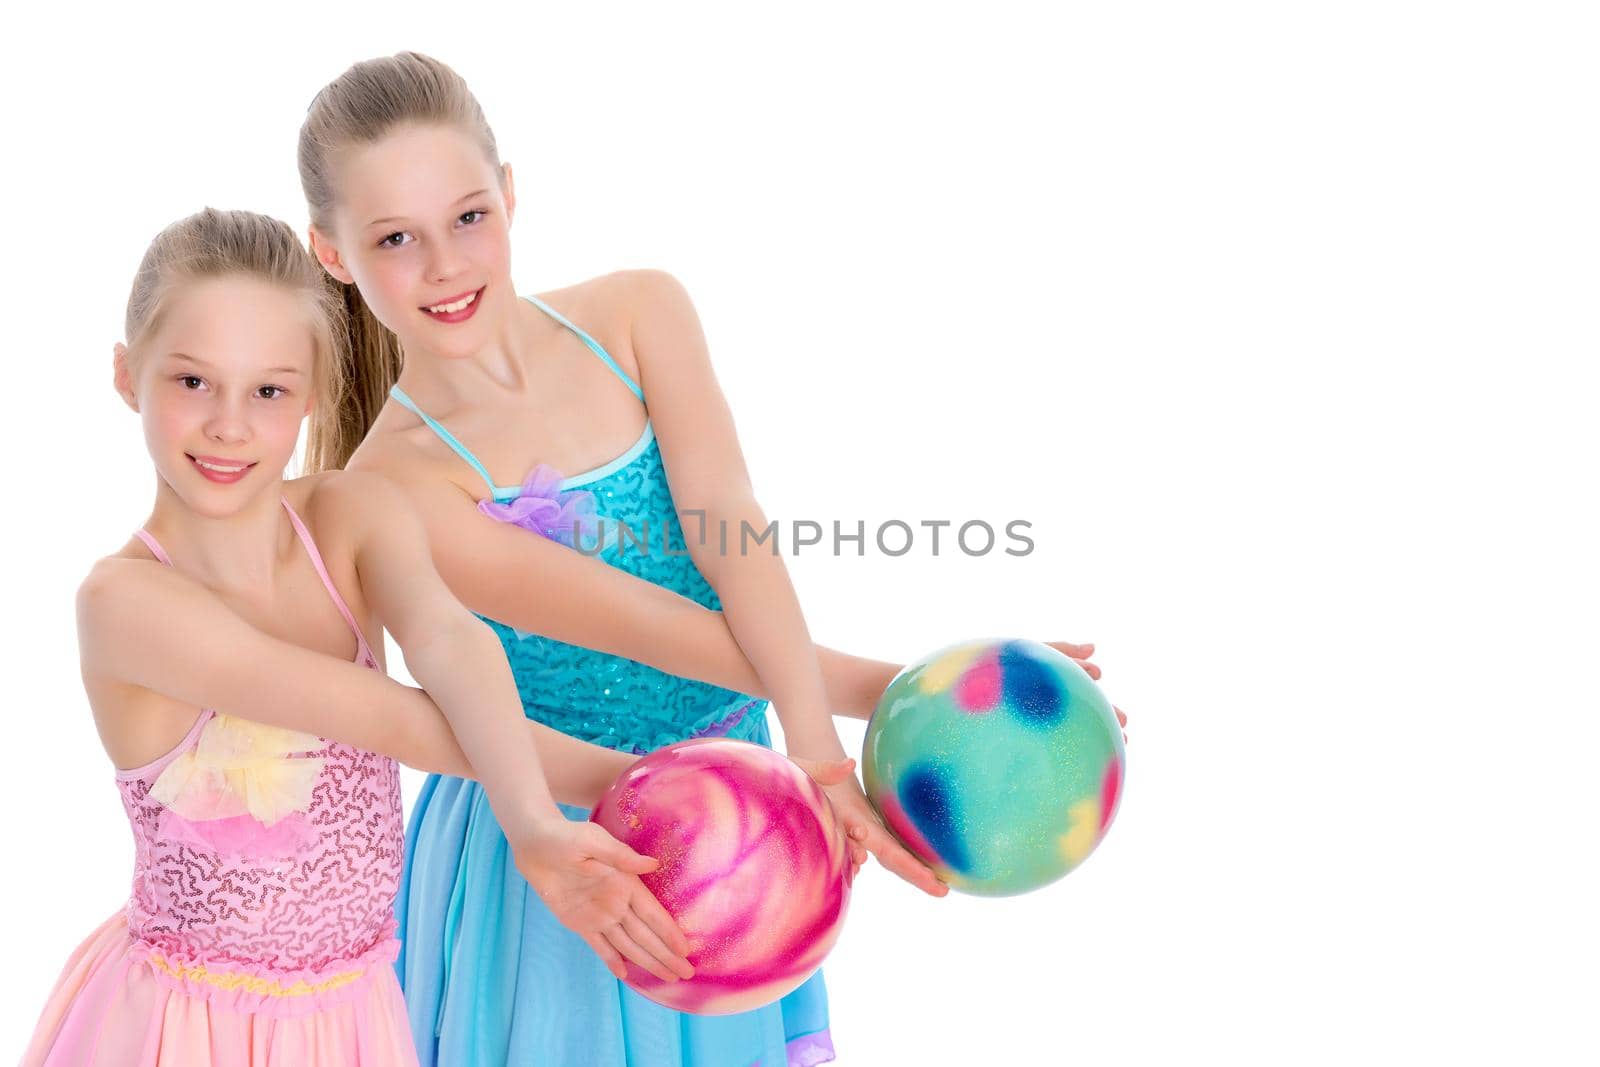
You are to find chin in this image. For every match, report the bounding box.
[161,464,281,520]
[422,323,492,362]
[174,490,259,521]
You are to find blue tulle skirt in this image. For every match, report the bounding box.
[396,715,834,1066]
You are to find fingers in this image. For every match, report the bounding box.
[1045,642,1101,678]
[863,824,949,898]
[1046,641,1102,679]
[623,911,694,980]
[608,921,691,985]
[605,921,686,983]
[629,879,691,959]
[848,824,869,870]
[821,782,947,896]
[584,931,627,980]
[793,756,856,787]
[1115,706,1127,726]
[583,825,660,876]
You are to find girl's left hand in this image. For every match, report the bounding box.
[1046,640,1102,679]
[1044,641,1128,742]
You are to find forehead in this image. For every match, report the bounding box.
[335,123,498,223]
[149,276,316,372]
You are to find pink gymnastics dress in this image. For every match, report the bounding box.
[23,498,416,1066]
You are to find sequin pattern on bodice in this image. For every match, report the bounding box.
[113,499,405,1011]
[390,294,767,756]
[481,434,766,753]
[116,721,404,976]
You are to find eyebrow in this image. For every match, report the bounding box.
[367,189,491,230]
[167,352,305,376]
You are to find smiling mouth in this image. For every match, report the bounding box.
[422,288,483,315]
[187,454,257,482]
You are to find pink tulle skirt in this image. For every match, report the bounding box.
[22,913,417,1066]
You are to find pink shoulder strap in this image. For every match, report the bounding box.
[133,529,172,565]
[280,497,379,668]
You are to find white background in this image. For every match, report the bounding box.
[3,2,1595,1063]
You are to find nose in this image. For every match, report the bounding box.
[426,233,469,285]
[204,394,251,446]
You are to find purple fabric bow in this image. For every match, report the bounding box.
[477,464,599,547]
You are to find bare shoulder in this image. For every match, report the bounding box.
[346,411,432,481]
[296,467,404,508]
[535,270,696,376]
[76,555,135,618]
[574,269,693,321]
[542,271,693,323]
[294,469,414,542]
[76,554,187,641]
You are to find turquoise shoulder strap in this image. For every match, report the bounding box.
[525,294,646,403]
[388,385,500,497]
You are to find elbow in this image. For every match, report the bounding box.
[402,612,498,679]
[396,607,502,694]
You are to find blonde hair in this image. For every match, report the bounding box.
[124,209,345,469]
[298,51,503,472]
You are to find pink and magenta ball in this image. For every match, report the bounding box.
[590,738,852,1015]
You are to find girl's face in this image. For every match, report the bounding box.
[116,276,316,518]
[313,123,516,362]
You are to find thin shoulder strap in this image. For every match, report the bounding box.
[526,294,646,403]
[280,497,378,668]
[389,385,500,497]
[134,529,172,565]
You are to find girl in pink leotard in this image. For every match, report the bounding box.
[20,207,809,1066]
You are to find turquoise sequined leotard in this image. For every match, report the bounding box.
[394,295,834,1066]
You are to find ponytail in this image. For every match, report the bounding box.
[303,277,403,473]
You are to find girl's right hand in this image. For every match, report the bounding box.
[788,756,870,877]
[508,817,696,983]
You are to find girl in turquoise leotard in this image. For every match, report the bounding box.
[296,51,1112,1066]
[388,295,837,1065]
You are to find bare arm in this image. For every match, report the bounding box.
[628,271,839,754]
[626,270,948,895]
[311,473,702,979]
[361,471,1099,724]
[318,472,570,842]
[376,453,899,715]
[78,557,632,806]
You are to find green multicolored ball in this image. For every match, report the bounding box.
[862,638,1125,896]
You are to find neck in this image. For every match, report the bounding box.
[141,474,292,593]
[394,294,546,409]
